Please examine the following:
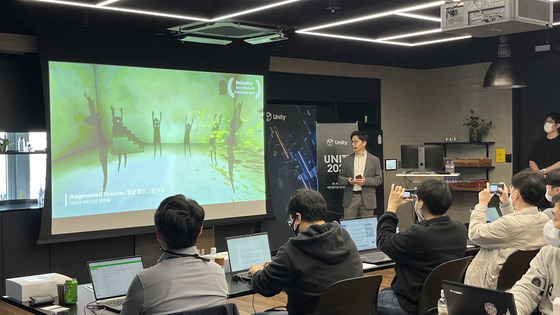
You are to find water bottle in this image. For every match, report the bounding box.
[449,160,455,174]
[445,160,450,173]
[18,137,25,152]
[38,184,45,207]
[438,289,448,315]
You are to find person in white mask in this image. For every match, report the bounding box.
[542,169,560,219]
[529,112,560,176]
[510,193,560,315]
[465,169,549,290]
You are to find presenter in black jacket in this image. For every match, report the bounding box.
[376,180,467,315]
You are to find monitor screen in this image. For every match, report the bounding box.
[401,144,444,172]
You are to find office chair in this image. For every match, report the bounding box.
[313,274,383,315]
[418,256,473,315]
[166,303,240,315]
[496,249,540,291]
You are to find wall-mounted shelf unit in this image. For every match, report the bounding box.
[425,142,495,192]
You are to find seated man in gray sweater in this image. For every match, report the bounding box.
[121,195,228,315]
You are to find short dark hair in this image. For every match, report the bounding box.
[552,194,560,205]
[415,179,454,215]
[286,189,327,222]
[546,169,560,187]
[546,112,560,124]
[511,169,546,206]
[154,194,205,250]
[350,130,369,143]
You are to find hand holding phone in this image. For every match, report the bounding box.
[355,174,363,179]
[403,189,416,200]
[489,183,504,194]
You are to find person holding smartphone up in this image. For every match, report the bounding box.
[376,180,467,315]
[338,130,383,219]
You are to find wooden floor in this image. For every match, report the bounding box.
[228,268,396,315]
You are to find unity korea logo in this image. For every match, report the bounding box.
[326,139,334,146]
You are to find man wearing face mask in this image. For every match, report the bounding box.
[376,180,467,315]
[510,193,560,315]
[529,112,560,176]
[249,189,363,315]
[465,169,549,290]
[542,169,560,219]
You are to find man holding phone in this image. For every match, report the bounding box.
[338,130,383,219]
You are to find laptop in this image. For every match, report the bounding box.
[87,256,144,313]
[226,232,272,281]
[442,280,518,315]
[469,206,502,223]
[340,216,392,264]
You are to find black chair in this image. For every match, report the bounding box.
[496,249,540,291]
[417,256,473,315]
[167,303,240,315]
[313,274,383,315]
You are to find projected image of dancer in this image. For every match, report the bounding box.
[83,92,110,192]
[226,101,243,192]
[184,115,194,157]
[152,111,162,158]
[111,106,127,172]
[210,114,222,165]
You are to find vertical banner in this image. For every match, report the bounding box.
[264,104,317,249]
[317,123,358,218]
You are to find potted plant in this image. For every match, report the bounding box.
[463,109,492,142]
[0,138,12,153]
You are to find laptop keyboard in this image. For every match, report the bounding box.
[361,251,391,263]
[105,299,125,307]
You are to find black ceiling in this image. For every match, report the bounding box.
[2,0,560,69]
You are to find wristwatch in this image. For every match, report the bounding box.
[541,168,546,174]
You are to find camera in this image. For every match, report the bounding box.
[489,183,504,194]
[403,189,416,200]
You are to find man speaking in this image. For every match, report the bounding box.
[338,130,383,218]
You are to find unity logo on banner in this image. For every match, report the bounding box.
[316,123,357,217]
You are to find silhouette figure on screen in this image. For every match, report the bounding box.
[110,106,127,171]
[83,92,110,192]
[152,111,162,158]
[209,114,222,165]
[184,115,194,156]
[226,101,243,192]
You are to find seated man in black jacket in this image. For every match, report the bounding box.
[249,188,363,315]
[377,179,467,315]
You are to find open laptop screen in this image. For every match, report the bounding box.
[340,217,378,251]
[88,256,144,300]
[226,233,271,273]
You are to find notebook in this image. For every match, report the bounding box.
[442,280,518,315]
[340,216,392,264]
[226,232,272,281]
[87,256,144,313]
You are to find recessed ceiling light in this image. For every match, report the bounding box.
[298,1,445,32]
[394,12,441,23]
[29,0,209,21]
[211,0,301,21]
[96,0,120,7]
[377,29,442,41]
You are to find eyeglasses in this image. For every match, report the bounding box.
[544,120,556,124]
[351,140,362,144]
[286,218,293,227]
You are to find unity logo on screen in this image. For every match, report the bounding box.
[48,61,266,234]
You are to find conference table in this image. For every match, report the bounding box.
[0,261,398,315]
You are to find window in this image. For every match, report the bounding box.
[0,132,47,202]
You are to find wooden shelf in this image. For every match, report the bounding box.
[453,165,495,169]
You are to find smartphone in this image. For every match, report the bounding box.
[355,174,363,179]
[489,183,504,194]
[403,189,416,200]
